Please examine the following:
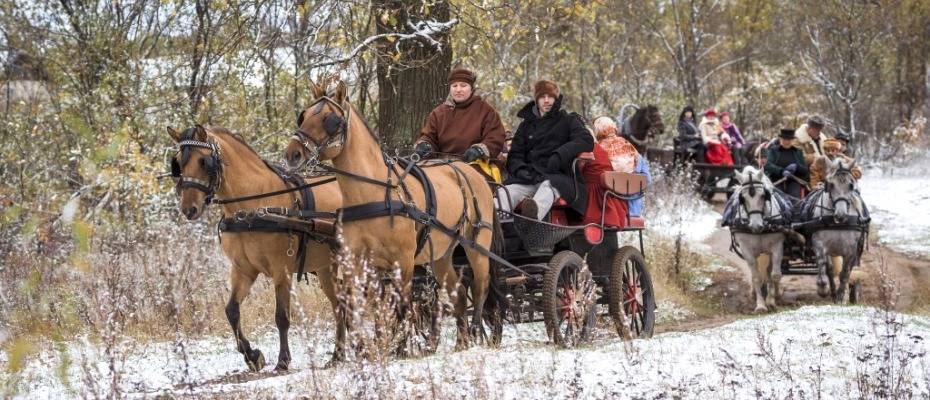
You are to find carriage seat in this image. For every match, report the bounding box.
[602,171,647,196]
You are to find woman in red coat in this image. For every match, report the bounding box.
[583,120,630,228]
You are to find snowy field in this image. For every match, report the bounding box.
[859,159,930,258]
[5,306,928,399]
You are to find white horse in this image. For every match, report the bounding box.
[726,166,788,313]
[809,158,868,302]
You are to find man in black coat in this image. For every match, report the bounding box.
[764,128,810,198]
[499,80,594,219]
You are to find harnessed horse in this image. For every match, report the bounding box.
[725,167,791,312]
[283,79,501,352]
[168,125,341,371]
[795,158,869,302]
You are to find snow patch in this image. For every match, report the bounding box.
[6,306,928,398]
[859,163,930,258]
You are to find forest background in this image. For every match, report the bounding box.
[1,0,929,369]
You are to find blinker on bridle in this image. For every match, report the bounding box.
[292,95,349,168]
[738,176,772,219]
[171,139,222,204]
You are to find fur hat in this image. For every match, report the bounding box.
[447,67,476,85]
[823,138,842,151]
[533,80,560,100]
[807,115,825,129]
[779,128,796,139]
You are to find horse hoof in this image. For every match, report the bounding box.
[246,349,266,372]
[275,361,289,372]
[752,306,768,314]
[765,301,778,311]
[816,285,830,298]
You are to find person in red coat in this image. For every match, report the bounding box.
[582,139,629,228]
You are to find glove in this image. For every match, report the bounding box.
[515,167,535,182]
[414,142,432,158]
[782,169,793,178]
[463,145,484,163]
[546,154,561,172]
[785,163,798,173]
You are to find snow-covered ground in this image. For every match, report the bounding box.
[5,306,928,399]
[860,159,930,258]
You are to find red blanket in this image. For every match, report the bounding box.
[705,141,734,166]
[583,144,629,227]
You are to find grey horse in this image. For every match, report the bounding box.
[726,166,789,313]
[808,158,868,302]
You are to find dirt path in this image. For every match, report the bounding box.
[701,203,930,314]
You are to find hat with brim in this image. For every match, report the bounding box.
[779,128,796,139]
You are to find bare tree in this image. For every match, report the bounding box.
[795,0,886,142]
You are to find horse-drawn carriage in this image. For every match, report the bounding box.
[484,163,655,344]
[413,155,655,347]
[725,164,869,313]
[166,82,659,371]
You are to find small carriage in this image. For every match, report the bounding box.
[725,165,869,310]
[446,157,656,346]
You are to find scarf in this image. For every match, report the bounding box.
[599,135,640,172]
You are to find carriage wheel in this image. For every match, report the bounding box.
[543,251,596,347]
[608,246,656,338]
[849,281,862,304]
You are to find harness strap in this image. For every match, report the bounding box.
[218,215,336,245]
[396,157,439,256]
[338,200,530,276]
[213,176,336,205]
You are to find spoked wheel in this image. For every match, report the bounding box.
[608,246,655,339]
[543,251,596,347]
[461,266,504,346]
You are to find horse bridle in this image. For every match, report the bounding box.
[737,177,773,220]
[823,165,857,214]
[292,95,349,168]
[171,139,223,205]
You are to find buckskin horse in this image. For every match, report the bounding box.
[167,125,342,371]
[283,79,499,350]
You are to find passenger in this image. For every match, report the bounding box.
[593,116,652,217]
[795,115,828,165]
[581,118,630,227]
[764,128,809,198]
[413,67,507,170]
[675,106,704,162]
[699,109,734,166]
[809,138,862,188]
[720,111,746,165]
[498,79,594,220]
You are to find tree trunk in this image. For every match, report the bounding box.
[373,0,452,149]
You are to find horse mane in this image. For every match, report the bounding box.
[205,126,265,162]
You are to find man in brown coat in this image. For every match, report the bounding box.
[413,67,506,163]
